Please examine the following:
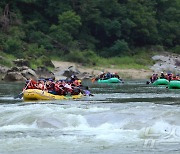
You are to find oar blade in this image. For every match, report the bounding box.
[14,92,23,99]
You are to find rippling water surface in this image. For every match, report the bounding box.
[0,80,180,154]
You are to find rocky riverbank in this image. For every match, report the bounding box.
[52,52,180,80]
[0,59,55,81]
[0,52,180,81]
[151,52,180,74]
[52,61,153,79]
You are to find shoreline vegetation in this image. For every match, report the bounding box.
[52,50,154,79]
[0,50,155,80]
[0,1,179,80]
[1,51,180,80]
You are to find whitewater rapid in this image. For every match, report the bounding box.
[0,81,180,154]
[0,100,180,154]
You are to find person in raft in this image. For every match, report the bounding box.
[99,72,121,80]
[150,73,158,83]
[147,72,180,84]
[23,78,93,96]
[160,72,165,79]
[24,79,37,90]
[82,86,94,96]
[112,72,120,79]
[172,74,180,80]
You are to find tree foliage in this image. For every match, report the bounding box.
[0,0,179,61]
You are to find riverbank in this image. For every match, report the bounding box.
[52,61,153,79]
[52,52,180,79]
[1,52,180,81]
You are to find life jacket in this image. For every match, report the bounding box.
[73,80,81,86]
[31,80,37,89]
[64,83,72,89]
[27,83,32,89]
[38,83,45,90]
[26,80,37,89]
[172,76,179,80]
[64,83,72,93]
[176,76,180,80]
[54,83,60,92]
[58,86,65,95]
[46,82,55,91]
[165,75,168,80]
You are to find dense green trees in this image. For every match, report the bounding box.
[0,0,179,64]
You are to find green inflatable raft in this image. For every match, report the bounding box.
[98,77,122,83]
[153,79,169,85]
[168,80,180,89]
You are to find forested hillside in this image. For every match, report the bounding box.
[0,0,179,67]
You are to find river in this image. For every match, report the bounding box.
[0,80,180,154]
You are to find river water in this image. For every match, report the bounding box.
[0,80,180,154]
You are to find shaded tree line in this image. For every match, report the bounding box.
[0,0,179,62]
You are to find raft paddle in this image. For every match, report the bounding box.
[14,80,31,99]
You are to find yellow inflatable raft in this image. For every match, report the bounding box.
[23,89,82,101]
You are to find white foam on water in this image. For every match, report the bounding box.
[0,101,180,154]
[0,104,112,131]
[95,128,139,144]
[0,124,36,131]
[0,135,78,153]
[139,120,180,140]
[0,96,17,100]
